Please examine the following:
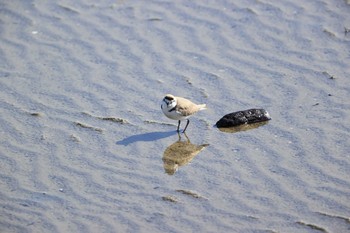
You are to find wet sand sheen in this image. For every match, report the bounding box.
[0,0,350,232]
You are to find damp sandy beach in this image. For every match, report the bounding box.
[1,0,350,232]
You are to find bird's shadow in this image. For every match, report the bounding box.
[116,130,178,146]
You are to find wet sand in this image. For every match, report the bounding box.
[1,0,350,232]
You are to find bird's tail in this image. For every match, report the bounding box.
[198,104,207,110]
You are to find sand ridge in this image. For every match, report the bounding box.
[0,0,349,232]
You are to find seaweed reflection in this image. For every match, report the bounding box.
[217,121,269,133]
[162,133,209,175]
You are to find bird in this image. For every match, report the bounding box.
[161,94,206,133]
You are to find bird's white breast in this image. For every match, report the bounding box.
[161,101,187,120]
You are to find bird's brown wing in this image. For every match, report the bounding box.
[175,97,201,116]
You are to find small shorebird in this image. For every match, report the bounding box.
[161,94,206,133]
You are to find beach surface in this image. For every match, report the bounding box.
[1,0,350,232]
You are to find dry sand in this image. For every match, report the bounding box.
[1,0,350,232]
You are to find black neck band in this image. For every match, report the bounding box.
[169,106,177,112]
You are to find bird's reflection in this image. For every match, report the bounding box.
[162,133,209,175]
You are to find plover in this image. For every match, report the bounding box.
[161,94,206,133]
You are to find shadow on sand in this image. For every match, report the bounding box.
[116,130,178,146]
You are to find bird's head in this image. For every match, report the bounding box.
[162,94,177,108]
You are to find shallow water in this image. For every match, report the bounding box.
[1,0,350,232]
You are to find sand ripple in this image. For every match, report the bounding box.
[1,0,349,232]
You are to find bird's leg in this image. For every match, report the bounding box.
[177,120,181,132]
[183,132,190,142]
[182,119,190,133]
[177,131,182,141]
